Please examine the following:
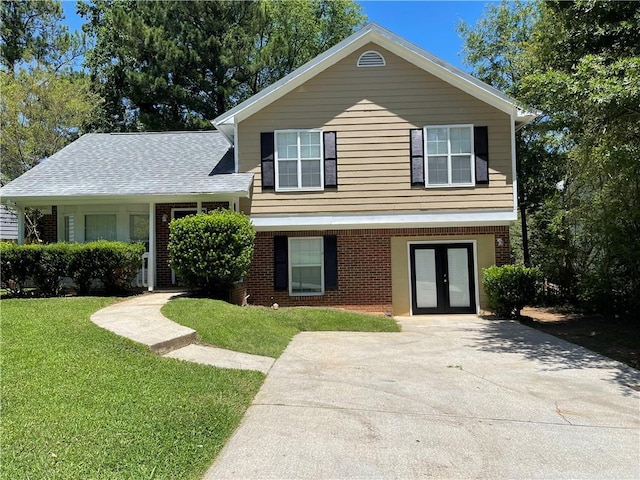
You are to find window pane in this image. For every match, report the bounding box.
[290,237,323,294]
[290,237,322,265]
[85,214,117,241]
[278,159,299,188]
[427,156,448,185]
[291,266,322,294]
[450,127,471,154]
[301,159,321,188]
[299,132,321,159]
[130,214,149,244]
[276,132,298,159]
[451,155,472,184]
[64,215,75,242]
[427,128,448,155]
[448,248,471,307]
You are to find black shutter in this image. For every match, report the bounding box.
[261,132,275,190]
[410,129,425,186]
[323,131,338,188]
[274,236,288,291]
[474,126,489,184]
[324,235,338,291]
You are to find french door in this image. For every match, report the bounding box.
[410,243,476,314]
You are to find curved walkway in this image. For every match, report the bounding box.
[90,292,274,374]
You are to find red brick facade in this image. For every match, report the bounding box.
[246,225,510,313]
[39,206,58,244]
[155,202,229,287]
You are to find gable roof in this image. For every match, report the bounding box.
[0,131,253,205]
[213,22,538,142]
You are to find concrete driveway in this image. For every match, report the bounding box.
[205,315,640,479]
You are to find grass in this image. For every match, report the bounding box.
[1,297,264,480]
[162,298,400,358]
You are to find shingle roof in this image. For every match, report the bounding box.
[0,131,253,201]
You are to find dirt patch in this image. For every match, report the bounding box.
[518,307,639,370]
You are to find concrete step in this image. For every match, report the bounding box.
[150,331,198,355]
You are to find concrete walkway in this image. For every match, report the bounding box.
[90,292,274,374]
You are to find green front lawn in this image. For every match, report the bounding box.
[1,298,263,480]
[162,298,400,358]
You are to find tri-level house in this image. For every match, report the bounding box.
[0,24,536,315]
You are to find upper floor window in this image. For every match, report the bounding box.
[425,125,474,186]
[275,130,324,191]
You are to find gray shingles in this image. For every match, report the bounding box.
[0,131,253,198]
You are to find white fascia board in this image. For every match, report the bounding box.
[251,210,517,232]
[2,192,251,208]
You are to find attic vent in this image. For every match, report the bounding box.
[357,50,385,67]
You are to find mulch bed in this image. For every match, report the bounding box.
[518,307,639,370]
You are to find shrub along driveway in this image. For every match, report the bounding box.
[206,315,640,479]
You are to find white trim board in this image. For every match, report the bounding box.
[251,210,517,231]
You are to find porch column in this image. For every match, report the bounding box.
[148,202,155,291]
[197,200,202,213]
[17,206,25,245]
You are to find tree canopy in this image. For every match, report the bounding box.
[79,0,365,131]
[460,0,640,317]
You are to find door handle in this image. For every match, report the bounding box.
[443,273,448,284]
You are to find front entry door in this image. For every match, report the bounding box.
[410,243,476,314]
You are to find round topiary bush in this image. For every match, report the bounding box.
[168,210,255,297]
[482,264,541,318]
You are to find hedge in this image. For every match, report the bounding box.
[482,264,541,318]
[0,241,145,296]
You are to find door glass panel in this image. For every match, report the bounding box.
[448,248,471,307]
[414,248,437,308]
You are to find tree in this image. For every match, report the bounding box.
[460,0,640,317]
[79,0,365,131]
[0,0,100,242]
[1,0,85,74]
[1,68,99,182]
[458,1,565,267]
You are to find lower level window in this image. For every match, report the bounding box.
[85,214,117,241]
[289,237,324,295]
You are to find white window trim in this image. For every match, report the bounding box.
[288,236,325,296]
[274,129,324,192]
[424,124,475,188]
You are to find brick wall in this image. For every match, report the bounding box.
[155,202,229,287]
[246,225,510,313]
[39,206,57,243]
[494,226,511,266]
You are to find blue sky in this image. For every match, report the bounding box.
[61,0,490,71]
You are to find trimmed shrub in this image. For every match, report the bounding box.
[68,241,145,295]
[1,241,144,297]
[168,210,255,297]
[31,243,74,296]
[482,264,541,318]
[0,242,32,295]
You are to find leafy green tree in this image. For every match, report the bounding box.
[0,0,100,243]
[458,1,565,267]
[1,0,85,73]
[80,0,365,131]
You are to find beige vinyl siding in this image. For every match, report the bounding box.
[237,44,514,215]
